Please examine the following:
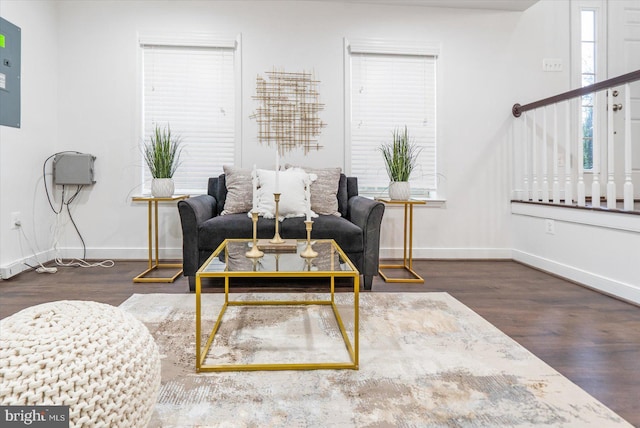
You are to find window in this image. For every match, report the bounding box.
[581,9,596,170]
[140,34,239,194]
[346,39,439,197]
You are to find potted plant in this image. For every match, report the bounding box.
[143,124,183,197]
[379,126,422,200]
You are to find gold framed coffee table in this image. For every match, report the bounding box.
[195,239,359,372]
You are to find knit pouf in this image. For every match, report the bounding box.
[0,300,161,427]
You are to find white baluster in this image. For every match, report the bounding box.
[591,92,601,208]
[564,100,573,205]
[606,89,617,209]
[532,109,539,201]
[511,120,521,200]
[552,103,560,203]
[522,112,530,200]
[541,106,549,202]
[624,83,635,211]
[577,98,586,207]
[511,120,518,199]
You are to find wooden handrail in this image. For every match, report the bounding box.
[512,69,640,117]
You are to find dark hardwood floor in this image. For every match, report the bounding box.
[1,259,638,426]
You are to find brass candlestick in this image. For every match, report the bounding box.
[300,220,318,258]
[245,211,264,258]
[305,257,314,271]
[270,193,285,244]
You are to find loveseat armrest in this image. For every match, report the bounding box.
[347,196,385,281]
[178,195,217,277]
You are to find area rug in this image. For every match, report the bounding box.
[119,292,631,427]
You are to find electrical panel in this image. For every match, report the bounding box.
[53,153,96,185]
[0,17,22,128]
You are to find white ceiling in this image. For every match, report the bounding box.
[310,0,539,12]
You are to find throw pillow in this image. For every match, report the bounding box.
[285,165,342,216]
[221,165,253,215]
[254,168,317,220]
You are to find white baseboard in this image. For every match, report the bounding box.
[70,247,184,261]
[380,247,512,260]
[6,246,636,305]
[0,249,56,280]
[1,247,183,280]
[512,250,640,305]
[1,246,511,279]
[0,261,30,280]
[12,247,512,263]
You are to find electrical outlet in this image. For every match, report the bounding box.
[545,219,555,235]
[10,211,21,229]
[557,153,565,168]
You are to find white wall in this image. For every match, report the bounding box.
[1,1,573,271]
[512,203,640,304]
[0,1,59,276]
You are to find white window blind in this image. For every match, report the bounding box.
[141,41,236,194]
[349,46,437,196]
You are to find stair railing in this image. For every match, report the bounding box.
[512,69,640,211]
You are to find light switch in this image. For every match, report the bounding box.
[543,58,563,72]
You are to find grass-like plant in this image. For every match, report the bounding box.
[379,126,422,182]
[143,124,183,178]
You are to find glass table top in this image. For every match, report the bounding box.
[199,239,355,275]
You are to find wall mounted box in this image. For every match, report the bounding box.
[53,153,96,185]
[0,17,21,128]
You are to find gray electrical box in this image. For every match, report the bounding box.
[53,153,96,185]
[0,17,21,128]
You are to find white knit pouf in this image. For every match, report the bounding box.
[0,300,161,427]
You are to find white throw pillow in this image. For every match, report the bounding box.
[254,168,317,220]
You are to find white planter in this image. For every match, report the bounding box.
[151,178,175,198]
[389,181,410,200]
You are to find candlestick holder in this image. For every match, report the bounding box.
[300,220,318,258]
[304,257,314,271]
[245,211,264,258]
[270,193,285,244]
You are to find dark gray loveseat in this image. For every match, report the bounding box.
[178,174,384,291]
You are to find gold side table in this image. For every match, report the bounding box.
[132,195,189,283]
[375,198,425,283]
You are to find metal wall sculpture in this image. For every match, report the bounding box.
[251,69,326,154]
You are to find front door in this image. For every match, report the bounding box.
[607,0,640,198]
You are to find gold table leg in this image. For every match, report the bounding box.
[379,201,424,283]
[196,273,359,372]
[133,199,183,283]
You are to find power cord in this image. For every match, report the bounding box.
[42,152,115,270]
[51,209,115,269]
[17,224,58,274]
